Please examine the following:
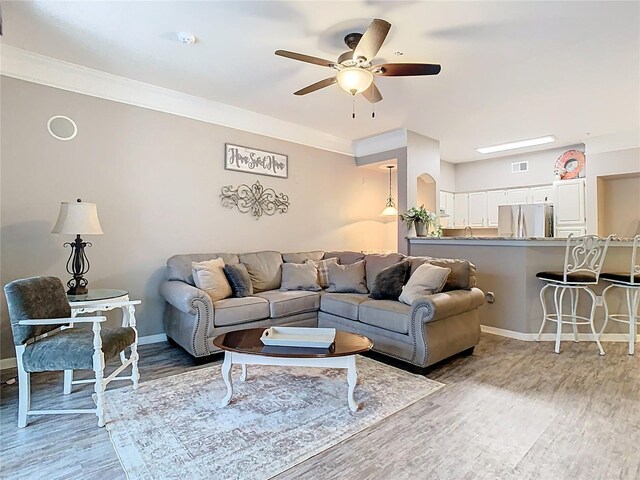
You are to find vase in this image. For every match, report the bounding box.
[415,221,428,237]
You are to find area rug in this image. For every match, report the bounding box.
[103,356,444,480]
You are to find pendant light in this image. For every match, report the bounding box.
[380,165,398,217]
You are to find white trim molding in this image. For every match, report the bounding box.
[0,45,352,156]
[481,325,640,343]
[0,333,168,371]
[353,129,408,158]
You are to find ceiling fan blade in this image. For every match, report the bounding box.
[275,50,335,68]
[294,77,337,96]
[374,63,441,76]
[353,19,391,63]
[362,82,383,103]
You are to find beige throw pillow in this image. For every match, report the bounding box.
[280,262,321,291]
[192,258,232,302]
[399,263,451,305]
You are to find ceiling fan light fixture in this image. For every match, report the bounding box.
[336,67,373,95]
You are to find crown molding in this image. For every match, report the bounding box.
[0,45,353,156]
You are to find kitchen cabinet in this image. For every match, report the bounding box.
[506,188,530,205]
[556,226,587,238]
[530,185,553,204]
[486,190,507,227]
[439,191,455,228]
[554,179,586,226]
[454,193,468,227]
[467,192,488,227]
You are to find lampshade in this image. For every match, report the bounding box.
[336,67,374,95]
[380,205,398,216]
[380,165,398,217]
[52,200,104,235]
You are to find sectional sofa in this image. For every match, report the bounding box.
[160,250,485,369]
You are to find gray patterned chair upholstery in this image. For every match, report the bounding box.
[4,276,140,427]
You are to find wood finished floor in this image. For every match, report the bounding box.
[1,334,639,480]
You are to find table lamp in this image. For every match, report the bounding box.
[52,199,104,295]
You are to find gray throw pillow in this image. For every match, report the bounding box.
[399,263,451,305]
[223,264,253,298]
[280,263,321,292]
[326,260,368,294]
[369,260,411,300]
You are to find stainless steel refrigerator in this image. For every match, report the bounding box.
[498,204,554,238]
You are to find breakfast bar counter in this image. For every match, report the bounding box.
[407,237,635,339]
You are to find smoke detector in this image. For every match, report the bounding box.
[177,32,197,44]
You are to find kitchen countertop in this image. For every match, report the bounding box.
[407,236,635,247]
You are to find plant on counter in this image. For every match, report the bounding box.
[399,205,437,237]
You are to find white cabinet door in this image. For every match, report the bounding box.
[467,192,487,227]
[554,179,586,226]
[486,190,507,227]
[506,188,530,204]
[556,226,587,238]
[454,193,468,227]
[530,185,553,204]
[439,191,455,227]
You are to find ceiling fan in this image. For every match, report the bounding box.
[275,19,441,105]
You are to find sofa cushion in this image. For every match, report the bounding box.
[282,251,325,264]
[408,256,476,291]
[320,293,370,321]
[364,253,406,292]
[223,263,254,297]
[167,253,239,285]
[192,258,232,302]
[280,262,321,291]
[324,251,365,265]
[213,297,270,327]
[369,260,411,300]
[254,291,320,319]
[326,260,368,294]
[400,263,451,305]
[359,300,411,334]
[238,251,283,293]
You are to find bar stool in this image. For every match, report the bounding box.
[536,234,613,355]
[601,234,640,355]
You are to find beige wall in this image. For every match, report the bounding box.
[0,77,396,359]
[598,174,640,237]
[439,160,456,192]
[454,144,584,192]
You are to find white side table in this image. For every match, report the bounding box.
[65,289,140,394]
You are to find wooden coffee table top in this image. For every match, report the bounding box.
[213,328,373,358]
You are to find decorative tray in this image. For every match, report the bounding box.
[260,327,336,348]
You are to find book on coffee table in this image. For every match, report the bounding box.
[260,327,336,349]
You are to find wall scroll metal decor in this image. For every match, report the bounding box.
[220,181,290,220]
[225,143,288,178]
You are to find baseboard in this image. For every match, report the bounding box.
[481,325,640,342]
[0,333,169,371]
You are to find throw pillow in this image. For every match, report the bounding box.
[399,263,451,305]
[326,260,368,294]
[369,260,411,300]
[223,263,253,298]
[314,257,339,289]
[280,262,322,291]
[192,258,232,302]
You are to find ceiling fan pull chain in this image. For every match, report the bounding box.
[372,102,375,119]
[352,95,356,119]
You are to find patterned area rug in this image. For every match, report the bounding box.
[104,356,444,480]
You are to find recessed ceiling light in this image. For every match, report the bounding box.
[177,32,197,44]
[476,135,556,154]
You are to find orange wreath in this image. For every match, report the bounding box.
[554,150,585,180]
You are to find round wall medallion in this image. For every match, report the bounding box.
[47,116,78,141]
[554,150,585,180]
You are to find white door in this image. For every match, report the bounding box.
[530,185,553,204]
[454,193,468,227]
[439,191,454,227]
[506,188,530,204]
[486,190,507,227]
[554,179,586,226]
[467,192,487,227]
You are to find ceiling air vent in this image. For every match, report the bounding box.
[511,161,529,173]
